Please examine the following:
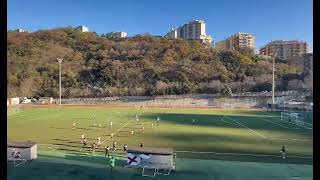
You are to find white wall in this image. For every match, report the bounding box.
[9,97,20,105]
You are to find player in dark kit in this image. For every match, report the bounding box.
[82,138,87,146]
[280,146,286,159]
[105,146,110,157]
[123,144,128,152]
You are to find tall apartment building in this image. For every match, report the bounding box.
[164,20,213,45]
[76,25,89,32]
[259,40,308,60]
[215,32,255,50]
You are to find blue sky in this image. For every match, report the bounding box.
[8,0,313,51]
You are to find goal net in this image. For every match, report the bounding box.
[281,112,304,126]
[8,107,20,116]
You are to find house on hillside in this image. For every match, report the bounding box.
[76,26,89,32]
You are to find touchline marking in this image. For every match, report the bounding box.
[269,137,312,142]
[260,118,301,130]
[38,144,312,159]
[37,144,312,159]
[224,116,267,139]
[175,150,313,159]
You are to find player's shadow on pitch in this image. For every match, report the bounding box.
[77,127,94,131]
[56,148,82,153]
[118,130,129,133]
[49,127,70,130]
[52,138,79,144]
[115,135,129,138]
[53,143,84,148]
[50,126,93,131]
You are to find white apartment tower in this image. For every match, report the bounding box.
[165,20,213,45]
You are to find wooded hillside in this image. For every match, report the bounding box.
[7,28,312,98]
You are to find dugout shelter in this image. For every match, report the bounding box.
[7,141,37,166]
[127,147,175,177]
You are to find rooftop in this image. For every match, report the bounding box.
[8,141,37,148]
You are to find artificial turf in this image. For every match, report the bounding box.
[7,150,312,180]
[7,105,313,179]
[8,105,313,165]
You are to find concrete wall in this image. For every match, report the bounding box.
[58,91,310,109]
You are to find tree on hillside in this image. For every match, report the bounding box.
[6,28,309,97]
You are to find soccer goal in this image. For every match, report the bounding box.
[7,107,20,116]
[281,112,304,126]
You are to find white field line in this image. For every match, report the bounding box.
[102,120,131,144]
[175,150,313,159]
[239,115,281,118]
[262,111,313,130]
[220,117,239,126]
[260,118,301,130]
[223,115,312,142]
[277,118,312,130]
[269,137,312,142]
[37,144,313,159]
[223,116,267,139]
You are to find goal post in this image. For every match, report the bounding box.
[281,112,304,125]
[7,107,20,116]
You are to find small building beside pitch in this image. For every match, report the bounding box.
[7,141,37,160]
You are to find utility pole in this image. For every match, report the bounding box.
[57,58,63,105]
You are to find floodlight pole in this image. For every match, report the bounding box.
[57,58,63,105]
[272,52,277,110]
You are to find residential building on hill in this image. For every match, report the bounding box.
[106,31,127,38]
[76,25,89,32]
[215,32,255,51]
[14,28,28,33]
[259,40,308,60]
[164,20,213,45]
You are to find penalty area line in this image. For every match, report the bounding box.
[262,111,313,130]
[224,115,267,139]
[101,120,131,144]
[260,118,301,130]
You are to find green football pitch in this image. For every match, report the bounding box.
[7,105,313,179]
